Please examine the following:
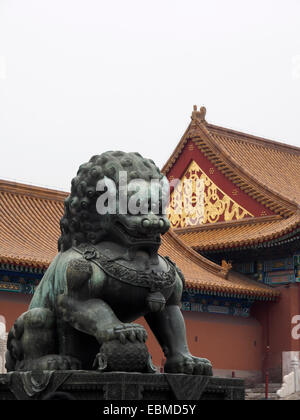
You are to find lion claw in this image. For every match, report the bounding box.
[164,353,213,376]
[112,323,147,344]
[119,332,127,344]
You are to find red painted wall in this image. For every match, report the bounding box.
[138,311,263,373]
[0,292,31,330]
[252,283,300,381]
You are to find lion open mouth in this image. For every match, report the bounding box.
[113,221,161,247]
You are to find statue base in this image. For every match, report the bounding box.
[0,371,244,400]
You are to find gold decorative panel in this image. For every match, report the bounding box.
[167,161,253,227]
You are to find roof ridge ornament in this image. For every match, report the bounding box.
[191,105,207,123]
[221,260,232,279]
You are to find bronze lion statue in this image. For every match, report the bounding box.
[6,151,212,376]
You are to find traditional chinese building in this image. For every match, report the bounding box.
[0,106,299,383]
[163,106,300,381]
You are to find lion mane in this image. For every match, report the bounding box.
[58,151,164,252]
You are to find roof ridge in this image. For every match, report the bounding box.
[174,215,283,234]
[163,230,279,299]
[178,211,300,252]
[166,229,230,278]
[161,122,192,174]
[0,179,69,202]
[192,119,298,214]
[207,123,300,155]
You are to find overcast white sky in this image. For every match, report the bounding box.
[0,0,299,191]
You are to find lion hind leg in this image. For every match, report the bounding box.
[22,308,57,360]
[6,308,56,371]
[6,307,81,371]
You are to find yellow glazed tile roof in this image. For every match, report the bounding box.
[208,124,300,208]
[0,180,66,268]
[175,213,300,251]
[161,230,279,300]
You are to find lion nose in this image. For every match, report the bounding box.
[141,218,167,233]
[142,219,151,229]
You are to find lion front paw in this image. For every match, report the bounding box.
[164,353,212,376]
[107,323,148,344]
[191,356,213,376]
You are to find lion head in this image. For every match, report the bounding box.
[58,151,170,253]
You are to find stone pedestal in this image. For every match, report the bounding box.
[0,371,244,400]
